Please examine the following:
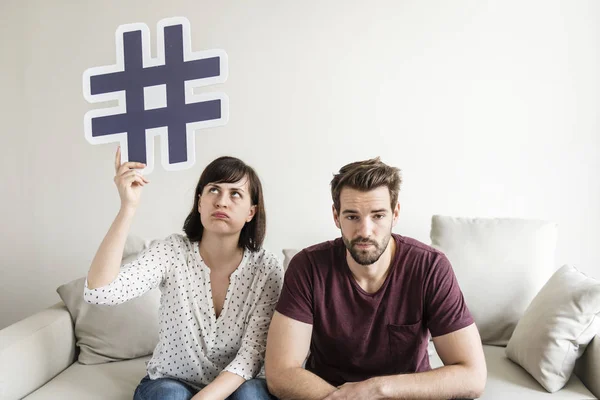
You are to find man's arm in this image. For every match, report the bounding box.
[325,324,487,400]
[265,311,337,400]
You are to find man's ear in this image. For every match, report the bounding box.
[246,205,257,222]
[332,204,341,229]
[392,202,401,227]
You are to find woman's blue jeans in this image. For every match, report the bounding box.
[133,375,277,400]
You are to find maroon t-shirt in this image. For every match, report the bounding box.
[275,234,474,386]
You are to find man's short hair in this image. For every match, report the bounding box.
[330,157,402,212]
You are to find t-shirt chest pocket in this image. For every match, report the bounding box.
[387,320,422,373]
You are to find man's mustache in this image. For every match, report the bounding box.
[351,238,378,247]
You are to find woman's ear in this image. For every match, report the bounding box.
[246,205,257,222]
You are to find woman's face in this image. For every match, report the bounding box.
[198,177,256,237]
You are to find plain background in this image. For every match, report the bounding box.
[1,0,598,329]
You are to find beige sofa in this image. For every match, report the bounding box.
[0,302,598,399]
[1,216,599,399]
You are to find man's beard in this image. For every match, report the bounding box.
[342,232,391,266]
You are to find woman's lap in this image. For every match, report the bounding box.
[133,376,277,400]
[133,376,198,400]
[228,378,277,400]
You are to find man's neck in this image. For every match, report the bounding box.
[346,237,396,294]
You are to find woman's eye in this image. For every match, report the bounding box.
[231,191,241,198]
[209,187,218,194]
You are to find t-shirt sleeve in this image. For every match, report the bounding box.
[275,250,314,325]
[424,254,474,337]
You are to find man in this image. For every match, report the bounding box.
[265,158,486,400]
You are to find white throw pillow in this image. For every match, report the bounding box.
[505,265,600,392]
[282,249,300,271]
[430,215,558,345]
[57,235,160,364]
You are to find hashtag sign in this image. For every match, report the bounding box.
[83,17,229,173]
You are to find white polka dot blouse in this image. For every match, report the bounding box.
[83,233,284,388]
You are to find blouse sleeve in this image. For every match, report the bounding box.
[223,257,284,379]
[83,234,178,305]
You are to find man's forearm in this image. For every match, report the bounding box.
[372,364,485,400]
[268,367,337,400]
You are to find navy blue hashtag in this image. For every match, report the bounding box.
[88,24,222,165]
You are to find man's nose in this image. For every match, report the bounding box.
[357,218,374,238]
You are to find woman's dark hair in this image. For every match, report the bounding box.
[183,156,266,251]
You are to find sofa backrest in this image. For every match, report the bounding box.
[0,302,76,400]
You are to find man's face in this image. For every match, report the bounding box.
[333,186,400,266]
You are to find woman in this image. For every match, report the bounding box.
[85,148,282,400]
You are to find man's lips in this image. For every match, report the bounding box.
[212,212,229,219]
[354,242,375,248]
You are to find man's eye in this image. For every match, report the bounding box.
[374,214,385,219]
[346,216,358,221]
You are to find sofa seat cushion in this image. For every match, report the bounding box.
[23,356,150,399]
[429,343,595,399]
[506,265,600,393]
[22,347,596,399]
[480,346,595,399]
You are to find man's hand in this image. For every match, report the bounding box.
[322,379,383,400]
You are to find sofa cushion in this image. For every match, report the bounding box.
[22,356,150,399]
[427,344,595,399]
[282,249,300,271]
[478,346,594,399]
[505,265,600,393]
[430,215,558,346]
[56,235,160,364]
[22,347,596,400]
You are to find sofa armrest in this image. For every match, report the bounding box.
[0,302,76,400]
[575,333,600,399]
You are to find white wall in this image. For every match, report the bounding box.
[1,0,598,329]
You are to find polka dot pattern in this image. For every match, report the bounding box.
[84,233,283,388]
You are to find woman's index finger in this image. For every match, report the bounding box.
[115,146,121,173]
